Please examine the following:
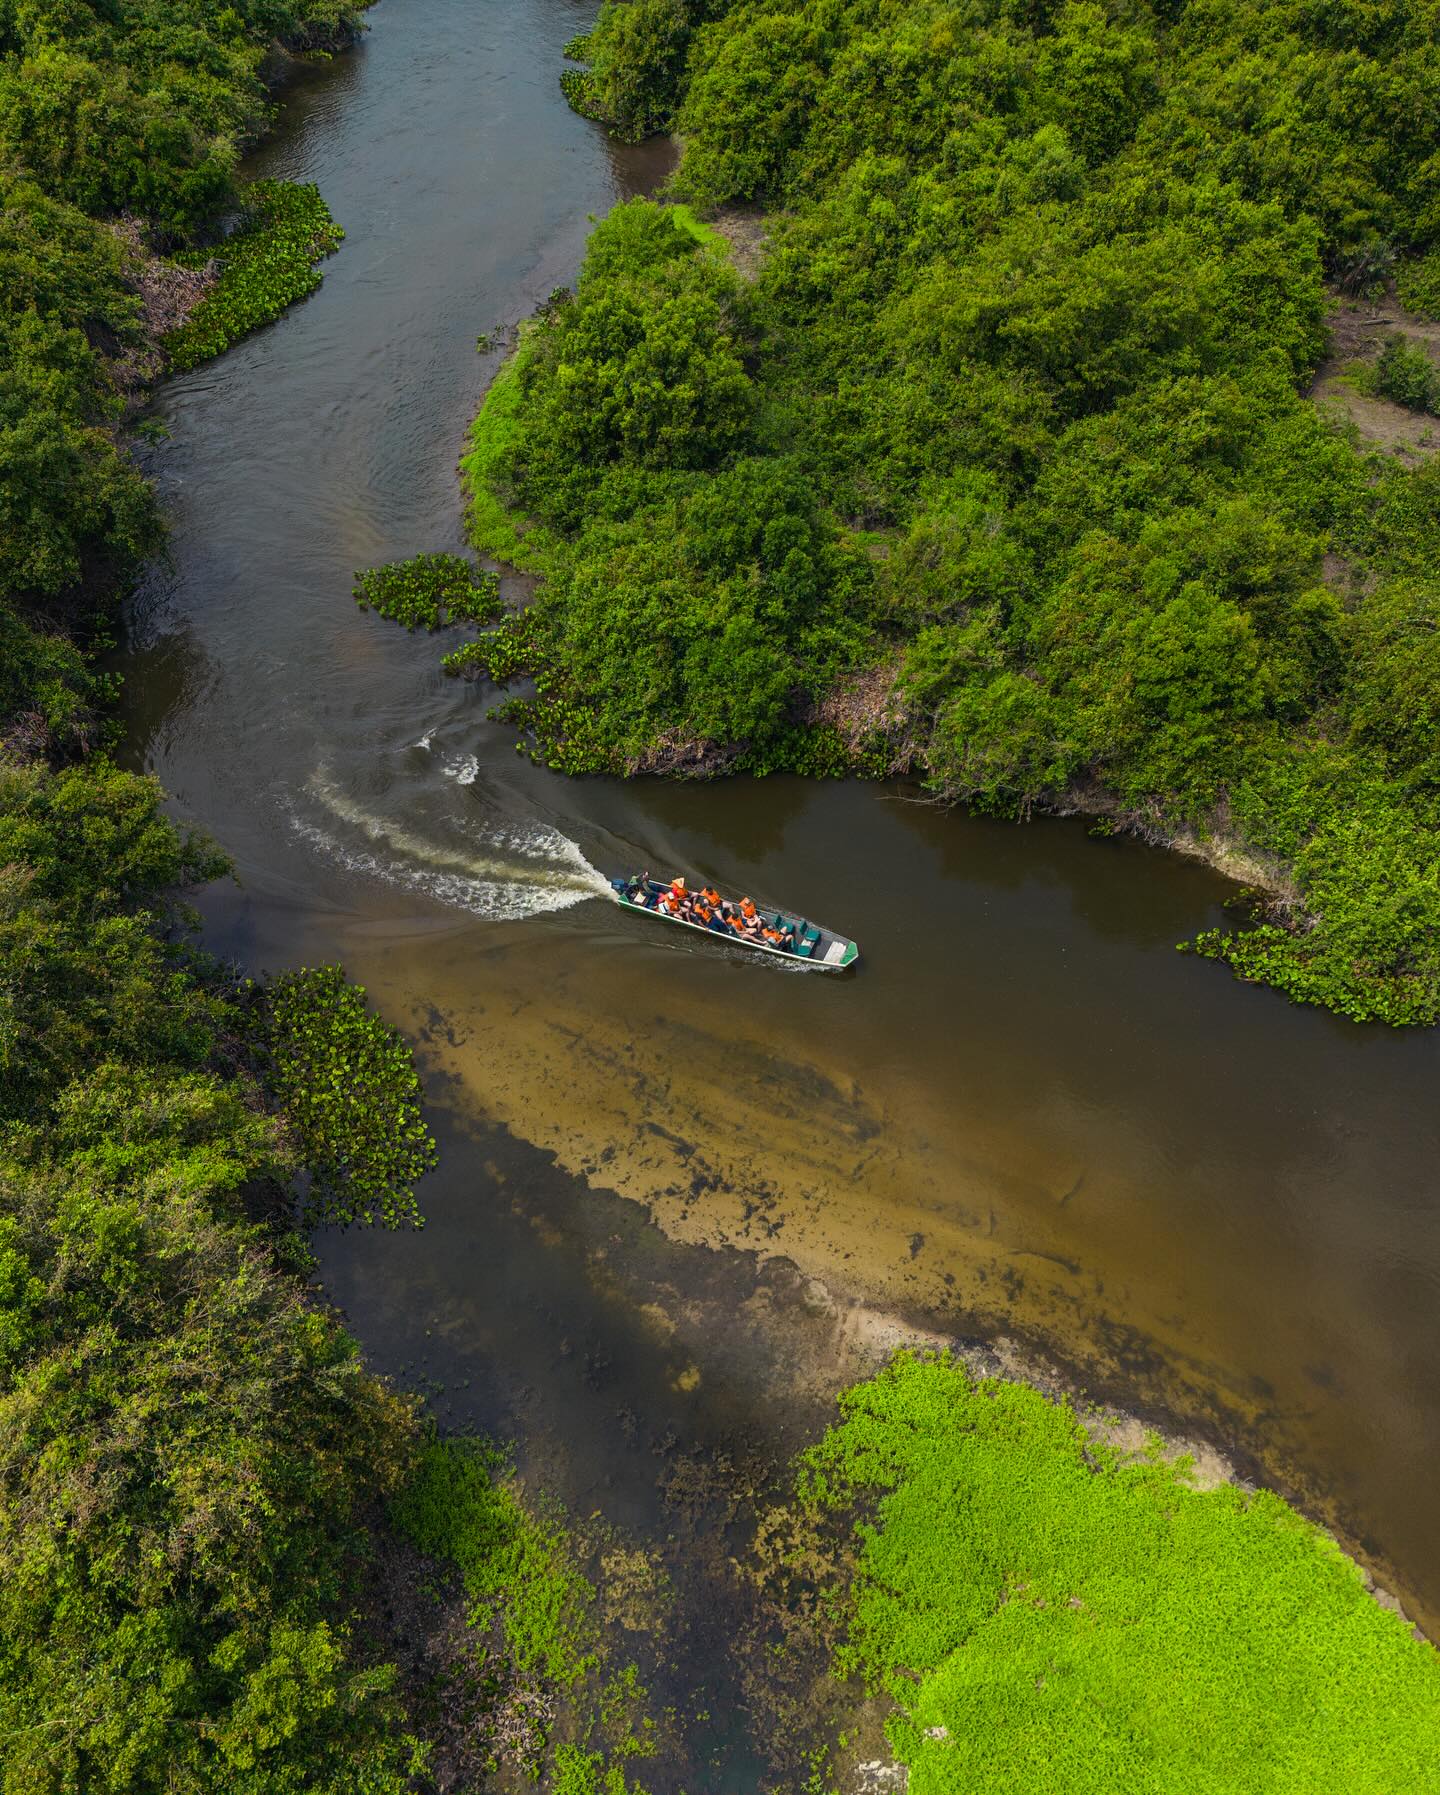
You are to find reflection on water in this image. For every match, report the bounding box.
[119,0,1440,1677]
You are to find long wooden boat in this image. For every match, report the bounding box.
[610,875,859,971]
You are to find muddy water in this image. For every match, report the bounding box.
[120,0,1440,1690]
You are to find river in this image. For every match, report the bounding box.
[118,0,1440,1719]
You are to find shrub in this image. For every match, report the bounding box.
[1369,331,1439,413]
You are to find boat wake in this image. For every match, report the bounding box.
[289,770,611,920]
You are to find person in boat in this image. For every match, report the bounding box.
[701,886,721,909]
[761,922,786,949]
[727,897,762,941]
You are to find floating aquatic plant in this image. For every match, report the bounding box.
[163,180,344,372]
[354,552,502,631]
[560,66,606,125]
[259,964,435,1229]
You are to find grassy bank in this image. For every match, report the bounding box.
[450,0,1440,1026]
[461,322,559,573]
[796,1353,1440,1793]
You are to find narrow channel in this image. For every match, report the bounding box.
[119,0,1440,1663]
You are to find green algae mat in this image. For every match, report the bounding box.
[800,1355,1439,1794]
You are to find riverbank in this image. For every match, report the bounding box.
[0,7,450,1788]
[442,0,1440,1030]
[317,1062,1437,1791]
[76,1,1440,1784]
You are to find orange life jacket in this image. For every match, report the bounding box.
[740,899,757,919]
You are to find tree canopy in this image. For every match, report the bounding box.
[461,0,1440,1023]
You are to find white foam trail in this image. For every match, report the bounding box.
[414,731,433,750]
[291,771,611,920]
[440,753,479,786]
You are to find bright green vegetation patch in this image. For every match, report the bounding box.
[393,1438,659,1786]
[802,1354,1440,1794]
[394,1437,597,1686]
[353,551,502,631]
[164,179,344,372]
[259,964,436,1228]
[665,201,727,254]
[560,66,607,124]
[461,323,563,573]
[473,0,1440,1024]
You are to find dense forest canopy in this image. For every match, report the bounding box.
[0,5,446,1789]
[464,0,1440,1024]
[4,0,1440,1787]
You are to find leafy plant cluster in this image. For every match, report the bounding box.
[473,0,1440,1023]
[259,965,436,1228]
[393,1437,660,1789]
[1359,332,1440,414]
[354,550,502,631]
[0,755,439,1792]
[0,10,466,1777]
[163,179,345,371]
[798,1353,1440,1793]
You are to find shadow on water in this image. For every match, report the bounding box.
[117,2,1440,1755]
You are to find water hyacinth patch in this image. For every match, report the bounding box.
[163,180,345,372]
[801,1353,1440,1794]
[259,964,436,1229]
[354,552,502,631]
[560,66,607,127]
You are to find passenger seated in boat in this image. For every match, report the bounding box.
[761,924,785,948]
[701,886,721,909]
[730,899,764,940]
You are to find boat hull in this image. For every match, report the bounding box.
[611,883,859,971]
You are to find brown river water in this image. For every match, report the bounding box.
[118,0,1439,1734]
